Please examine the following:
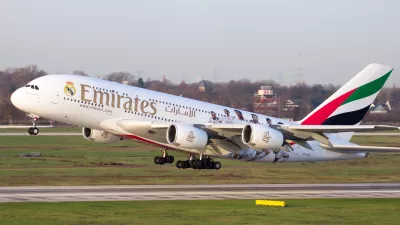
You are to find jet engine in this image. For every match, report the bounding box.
[166,124,208,149]
[82,127,123,144]
[241,124,284,150]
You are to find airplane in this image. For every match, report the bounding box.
[10,63,400,170]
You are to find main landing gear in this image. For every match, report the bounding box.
[153,151,222,170]
[176,154,221,170]
[153,149,175,165]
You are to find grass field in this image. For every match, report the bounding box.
[0,126,81,133]
[0,135,399,186]
[0,199,399,225]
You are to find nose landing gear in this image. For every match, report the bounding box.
[28,127,39,136]
[27,115,40,136]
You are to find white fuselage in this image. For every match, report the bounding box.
[11,75,366,163]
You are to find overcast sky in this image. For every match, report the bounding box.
[1,0,399,86]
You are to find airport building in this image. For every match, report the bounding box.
[253,86,299,120]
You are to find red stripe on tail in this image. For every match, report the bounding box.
[301,89,356,125]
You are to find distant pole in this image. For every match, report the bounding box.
[293,50,304,84]
[278,72,283,86]
[213,69,218,83]
[293,68,304,84]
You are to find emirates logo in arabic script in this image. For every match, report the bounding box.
[262,131,271,143]
[186,131,196,143]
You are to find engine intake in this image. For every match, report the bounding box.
[242,124,284,150]
[82,127,122,144]
[166,124,208,149]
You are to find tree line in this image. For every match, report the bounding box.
[1,65,399,125]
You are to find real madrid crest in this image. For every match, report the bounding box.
[64,81,76,96]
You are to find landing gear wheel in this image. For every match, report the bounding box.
[167,155,174,164]
[176,160,182,169]
[189,160,196,169]
[182,161,189,169]
[31,127,39,135]
[214,161,222,170]
[158,157,166,165]
[204,158,212,170]
[28,127,33,135]
[195,160,203,170]
[154,156,160,164]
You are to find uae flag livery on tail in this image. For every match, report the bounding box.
[301,64,393,125]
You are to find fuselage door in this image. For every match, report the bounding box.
[50,91,59,104]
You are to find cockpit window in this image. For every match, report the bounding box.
[25,84,39,90]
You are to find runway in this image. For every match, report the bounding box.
[1,183,400,202]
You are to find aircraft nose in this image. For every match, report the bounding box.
[11,88,24,110]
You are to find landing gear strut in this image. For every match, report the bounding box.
[176,154,221,170]
[27,114,39,136]
[154,149,174,165]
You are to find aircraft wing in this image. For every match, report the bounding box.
[208,124,399,139]
[100,119,400,154]
[208,123,400,149]
[99,119,203,154]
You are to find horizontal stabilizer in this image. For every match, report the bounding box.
[283,125,399,133]
[320,144,400,153]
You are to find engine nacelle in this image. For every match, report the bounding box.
[166,124,208,149]
[82,127,123,144]
[242,124,284,150]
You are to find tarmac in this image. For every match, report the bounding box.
[0,183,399,202]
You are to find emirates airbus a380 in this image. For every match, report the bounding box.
[10,63,400,170]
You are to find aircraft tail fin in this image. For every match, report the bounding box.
[300,63,393,126]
